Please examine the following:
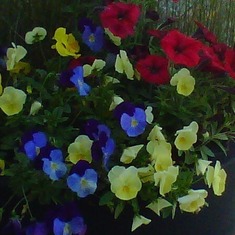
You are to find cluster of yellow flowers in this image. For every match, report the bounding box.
[106,120,226,229]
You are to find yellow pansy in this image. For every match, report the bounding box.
[6,43,27,71]
[29,101,42,115]
[145,106,154,124]
[52,27,80,58]
[147,124,165,141]
[0,86,26,116]
[154,166,179,196]
[10,61,31,74]
[178,189,208,213]
[108,166,142,200]
[83,59,106,77]
[109,95,124,111]
[147,140,172,171]
[25,27,47,44]
[146,198,172,216]
[196,159,212,176]
[170,68,195,96]
[0,159,5,175]
[206,160,227,196]
[105,28,121,46]
[120,144,144,164]
[174,121,199,150]
[115,50,134,80]
[137,164,155,183]
[67,135,93,164]
[131,215,151,232]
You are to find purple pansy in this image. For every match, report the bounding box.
[53,216,86,235]
[82,25,104,52]
[114,101,147,137]
[120,107,147,137]
[0,218,24,235]
[42,149,67,181]
[67,161,97,198]
[51,202,87,235]
[59,69,74,87]
[25,222,49,235]
[82,119,115,168]
[21,131,48,161]
[70,66,91,96]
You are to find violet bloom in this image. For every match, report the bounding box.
[82,25,104,52]
[0,218,24,235]
[82,119,115,168]
[42,149,67,181]
[70,66,90,96]
[67,160,98,198]
[121,107,147,137]
[25,222,48,235]
[114,101,147,137]
[21,131,48,160]
[52,202,87,235]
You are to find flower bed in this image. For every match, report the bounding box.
[0,0,235,234]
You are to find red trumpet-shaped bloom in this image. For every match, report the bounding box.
[100,2,140,39]
[161,30,203,67]
[136,55,170,85]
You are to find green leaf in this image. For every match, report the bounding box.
[99,191,115,206]
[212,140,227,156]
[114,201,125,219]
[0,208,3,222]
[214,133,229,141]
[200,145,215,158]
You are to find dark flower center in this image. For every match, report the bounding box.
[149,65,159,74]
[174,44,186,54]
[118,11,126,20]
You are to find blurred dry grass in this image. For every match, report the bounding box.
[0,0,234,45]
[157,0,235,46]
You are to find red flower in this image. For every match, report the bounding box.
[193,21,217,44]
[224,48,235,79]
[68,56,95,69]
[148,29,168,40]
[100,2,140,39]
[136,55,170,84]
[198,45,225,74]
[161,30,203,67]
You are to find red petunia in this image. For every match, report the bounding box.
[198,45,225,74]
[224,48,235,79]
[136,55,170,84]
[161,30,203,67]
[100,2,140,39]
[68,56,95,69]
[193,21,217,44]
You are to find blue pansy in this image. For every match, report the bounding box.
[70,66,90,96]
[42,149,67,181]
[53,216,87,235]
[67,168,98,198]
[82,25,104,52]
[23,131,48,160]
[120,107,147,137]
